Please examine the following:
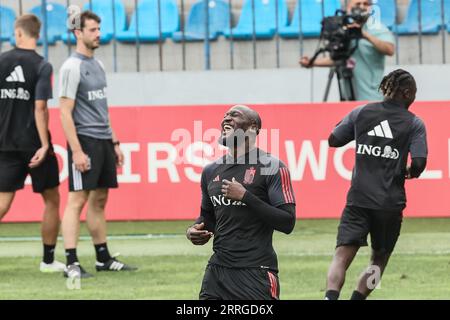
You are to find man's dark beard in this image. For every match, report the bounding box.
[85,40,99,50]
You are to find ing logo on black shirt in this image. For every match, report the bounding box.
[209,195,247,207]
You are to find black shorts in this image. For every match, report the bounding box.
[199,264,280,300]
[336,205,403,254]
[0,148,60,193]
[68,135,118,192]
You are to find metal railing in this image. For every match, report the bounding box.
[0,0,448,71]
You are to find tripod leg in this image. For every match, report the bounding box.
[348,78,356,101]
[323,68,335,102]
[335,67,347,102]
[337,68,355,101]
[341,67,356,101]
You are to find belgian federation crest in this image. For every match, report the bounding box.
[243,167,256,185]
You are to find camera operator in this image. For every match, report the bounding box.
[300,0,395,101]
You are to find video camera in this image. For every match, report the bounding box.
[306,7,371,102]
[318,8,371,61]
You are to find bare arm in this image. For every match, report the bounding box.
[362,31,395,56]
[60,97,81,152]
[108,115,124,166]
[35,100,49,148]
[186,208,215,245]
[300,56,335,68]
[60,97,89,172]
[28,100,50,168]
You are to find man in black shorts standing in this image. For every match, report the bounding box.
[0,14,64,273]
[59,11,136,277]
[186,105,296,300]
[325,69,428,300]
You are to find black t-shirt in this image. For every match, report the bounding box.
[0,48,53,151]
[199,148,295,272]
[332,100,428,210]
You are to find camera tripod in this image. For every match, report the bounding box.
[323,59,356,102]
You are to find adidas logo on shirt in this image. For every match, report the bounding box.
[367,120,393,139]
[1,66,30,100]
[6,66,25,83]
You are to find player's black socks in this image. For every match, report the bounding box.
[94,242,112,263]
[325,290,340,300]
[65,248,79,265]
[350,290,367,300]
[43,244,56,264]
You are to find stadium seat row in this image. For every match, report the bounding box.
[1,0,450,45]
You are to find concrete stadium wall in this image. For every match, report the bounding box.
[48,64,450,106]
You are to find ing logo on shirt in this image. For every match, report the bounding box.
[0,88,30,101]
[210,195,247,207]
[356,144,399,160]
[87,87,107,101]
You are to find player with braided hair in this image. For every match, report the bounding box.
[324,69,428,300]
[379,69,417,99]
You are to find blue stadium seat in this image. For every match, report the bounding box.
[223,0,289,39]
[445,0,450,32]
[371,0,396,29]
[397,0,441,34]
[279,0,341,38]
[62,0,127,44]
[0,6,16,41]
[116,0,179,42]
[172,0,230,42]
[29,2,67,45]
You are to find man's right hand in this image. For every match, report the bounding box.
[299,56,312,68]
[186,222,213,246]
[73,150,90,173]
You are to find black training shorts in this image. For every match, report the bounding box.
[199,263,280,300]
[336,205,403,254]
[68,135,118,192]
[0,148,60,193]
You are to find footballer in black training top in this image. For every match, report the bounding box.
[324,69,428,300]
[0,14,64,273]
[186,104,296,300]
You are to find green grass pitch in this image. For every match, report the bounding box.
[1,218,450,299]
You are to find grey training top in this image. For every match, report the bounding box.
[58,52,112,140]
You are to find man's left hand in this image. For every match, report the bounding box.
[114,145,124,167]
[222,178,246,201]
[29,146,49,168]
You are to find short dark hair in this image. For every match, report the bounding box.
[15,14,41,39]
[70,10,101,33]
[379,69,416,98]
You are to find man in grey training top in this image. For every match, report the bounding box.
[59,11,136,277]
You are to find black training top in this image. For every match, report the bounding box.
[332,99,428,210]
[0,48,53,151]
[199,148,295,272]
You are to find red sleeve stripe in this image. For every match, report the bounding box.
[280,167,294,203]
[267,271,278,299]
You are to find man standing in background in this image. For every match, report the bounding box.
[59,11,136,278]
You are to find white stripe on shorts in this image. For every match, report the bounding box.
[72,163,83,191]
